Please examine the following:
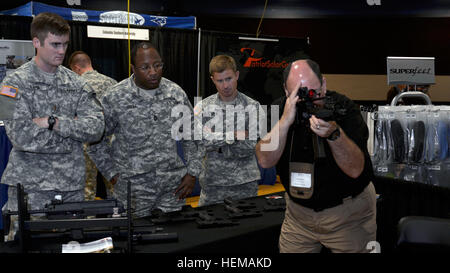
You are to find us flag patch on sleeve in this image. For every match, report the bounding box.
[0,85,18,98]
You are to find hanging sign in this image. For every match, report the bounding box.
[0,2,196,29]
[87,25,149,40]
[387,56,435,85]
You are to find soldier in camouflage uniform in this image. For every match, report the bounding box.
[68,51,117,200]
[194,55,263,207]
[0,13,104,239]
[88,42,202,218]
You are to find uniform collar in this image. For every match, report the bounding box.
[82,70,97,76]
[130,75,171,99]
[213,91,242,107]
[30,57,59,83]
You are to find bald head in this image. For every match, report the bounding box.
[68,51,93,75]
[284,59,326,105]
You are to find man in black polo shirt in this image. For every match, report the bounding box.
[256,59,376,253]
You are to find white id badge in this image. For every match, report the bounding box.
[291,172,311,188]
[289,162,314,199]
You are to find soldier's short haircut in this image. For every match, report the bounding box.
[130,42,158,66]
[30,12,70,43]
[209,55,237,75]
[68,51,91,69]
[282,59,323,86]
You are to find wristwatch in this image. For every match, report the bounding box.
[48,115,56,130]
[327,126,340,141]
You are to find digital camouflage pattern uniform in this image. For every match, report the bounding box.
[194,92,264,206]
[81,70,117,200]
[88,76,202,217]
[0,57,105,213]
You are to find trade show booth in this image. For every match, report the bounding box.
[1,2,449,254]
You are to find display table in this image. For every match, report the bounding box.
[2,171,449,253]
[132,193,285,253]
[0,192,286,253]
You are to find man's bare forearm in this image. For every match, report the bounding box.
[256,117,290,168]
[326,128,365,178]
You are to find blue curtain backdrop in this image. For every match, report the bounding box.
[0,126,13,230]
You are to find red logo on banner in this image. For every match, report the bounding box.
[240,47,289,69]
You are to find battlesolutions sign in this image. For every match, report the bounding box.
[201,33,309,106]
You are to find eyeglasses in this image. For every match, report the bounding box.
[136,62,164,72]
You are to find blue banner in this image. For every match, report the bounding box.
[0,1,196,29]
